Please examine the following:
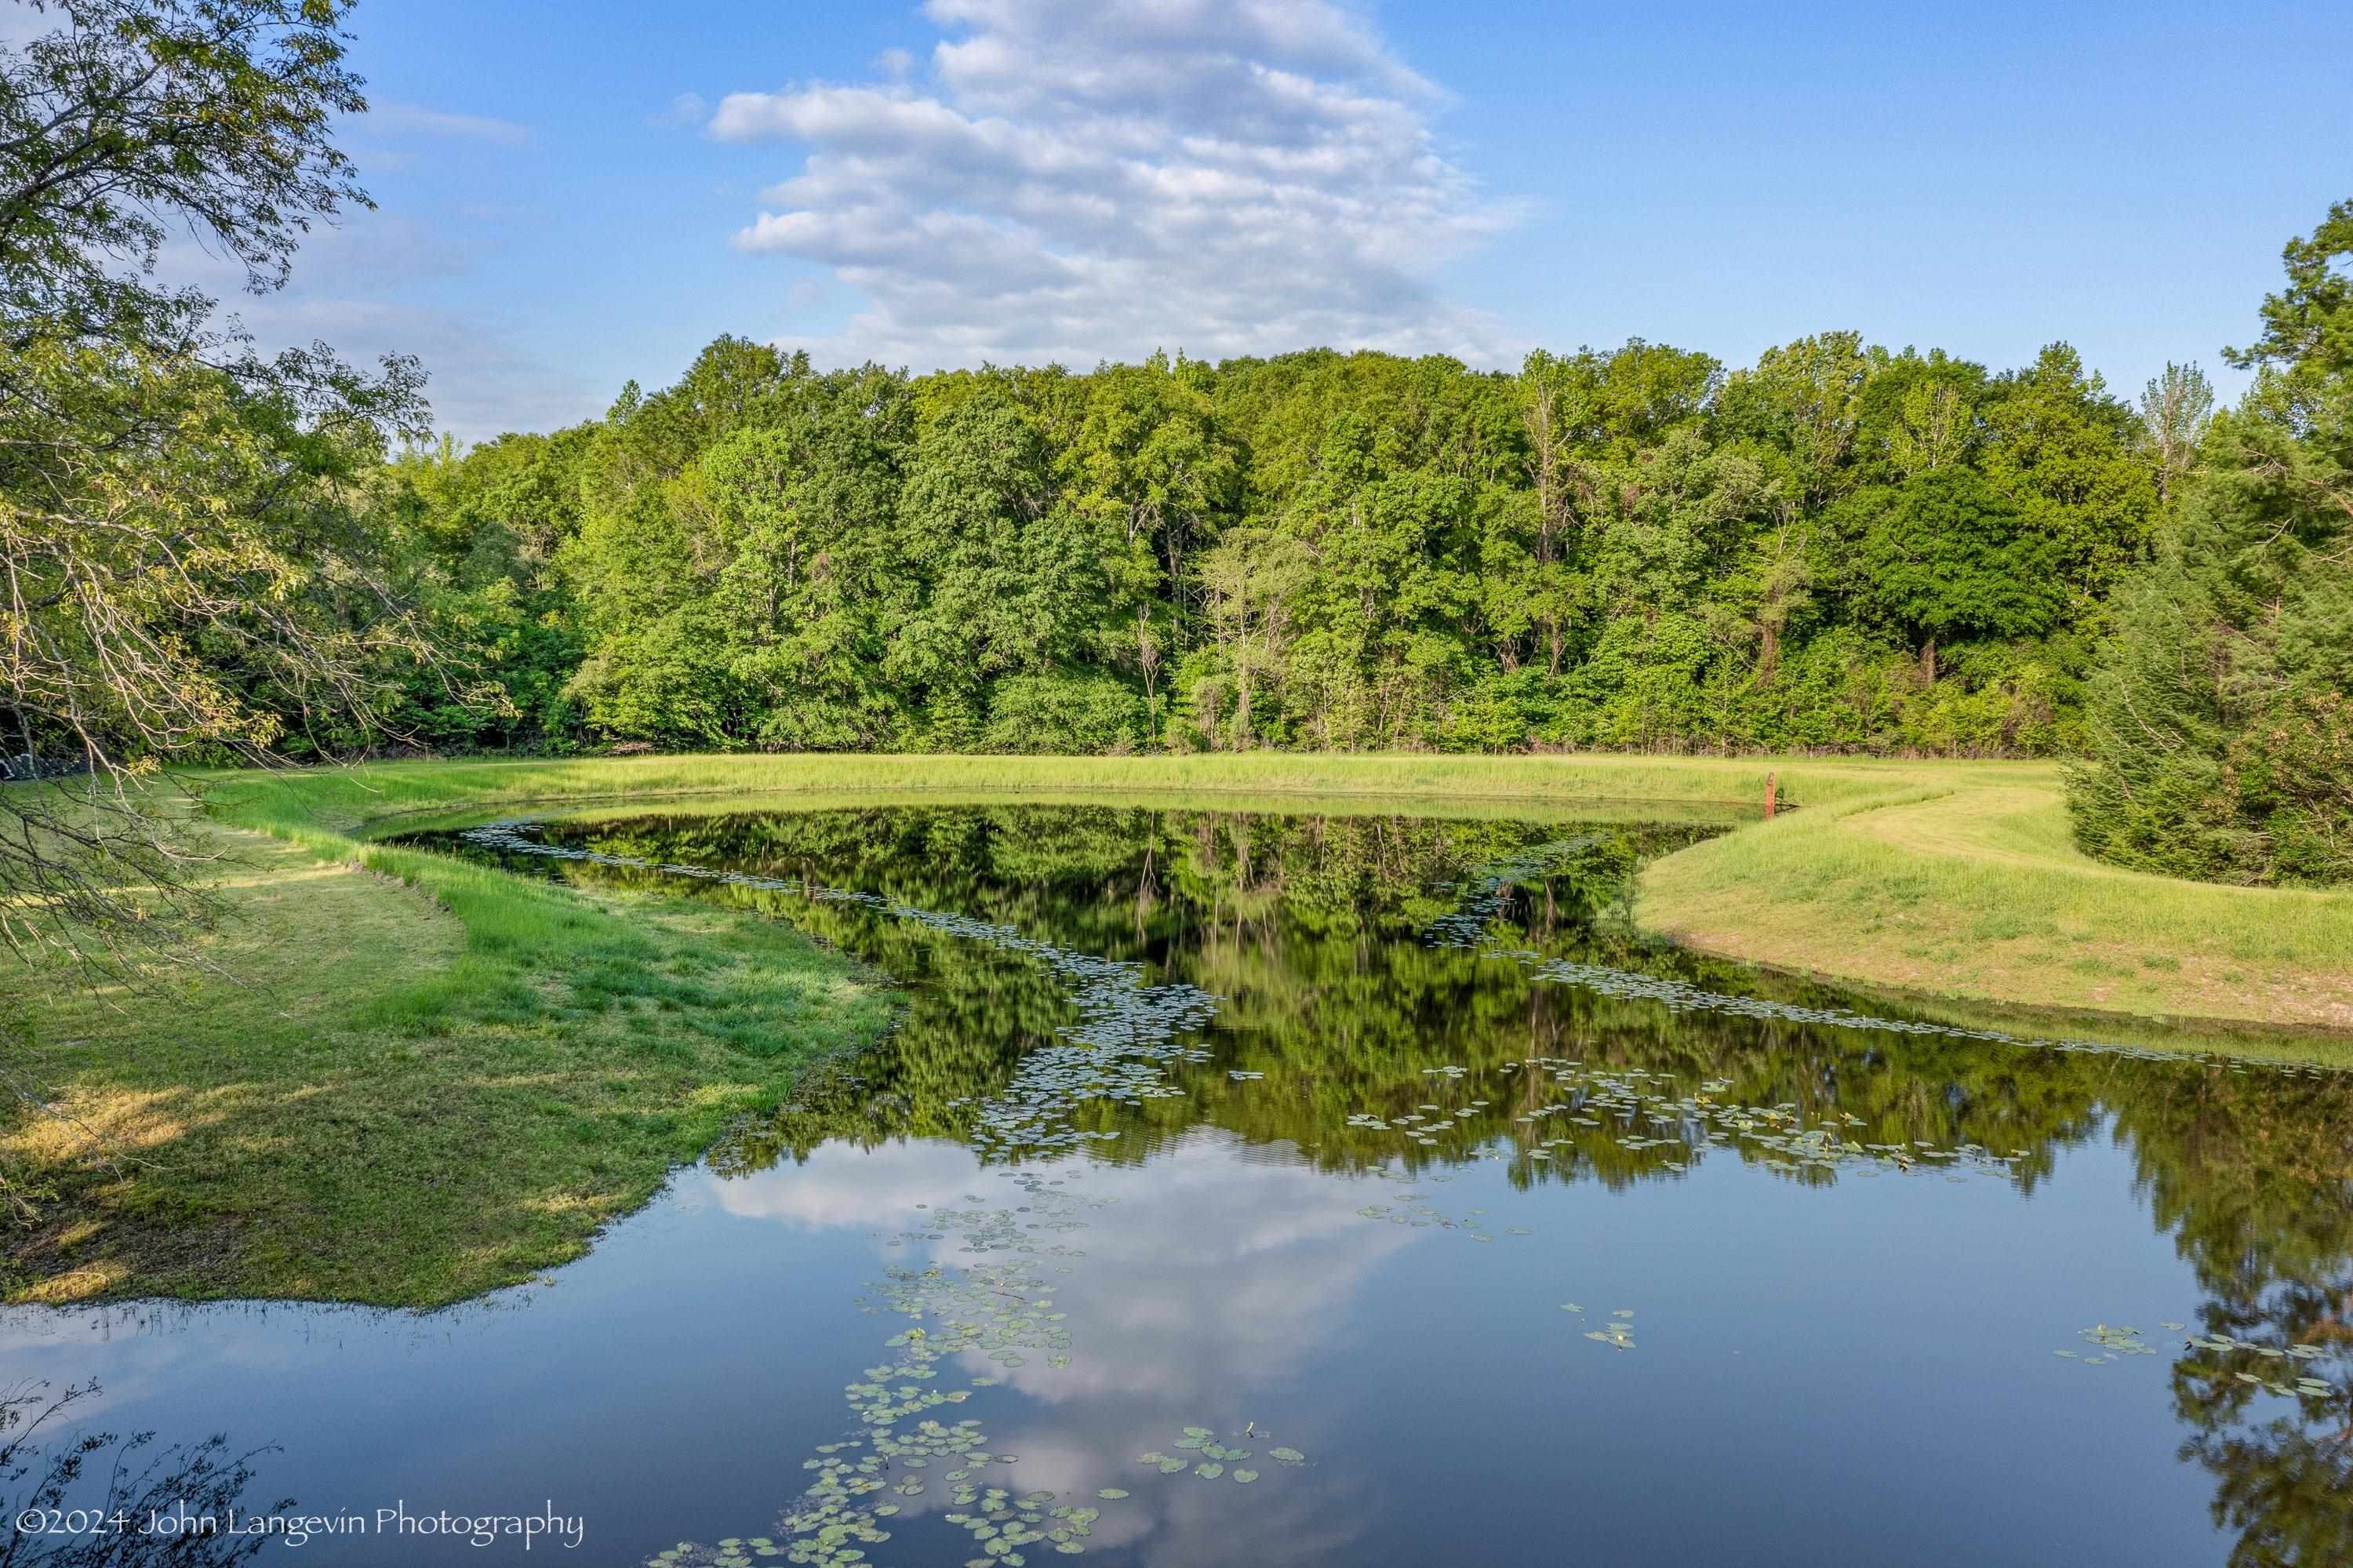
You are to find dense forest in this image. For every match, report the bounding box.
[0,0,2343,890]
[370,332,2176,761]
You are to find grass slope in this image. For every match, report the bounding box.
[210,751,2353,1031]
[8,750,2347,1308]
[3,813,888,1307]
[1634,759,2353,1031]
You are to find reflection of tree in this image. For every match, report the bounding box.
[0,1383,287,1566]
[2190,1417,2352,1568]
[504,803,2133,1187]
[454,800,2353,1563]
[2114,1066,2353,1566]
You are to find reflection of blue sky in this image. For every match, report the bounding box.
[708,1130,1420,1564]
[0,1119,2240,1564]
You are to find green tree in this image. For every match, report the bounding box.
[2068,199,2353,885]
[1839,466,2065,681]
[0,0,427,965]
[1977,342,2159,601]
[885,386,1117,749]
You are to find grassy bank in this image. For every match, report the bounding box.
[2,809,889,1308]
[206,750,2353,1033]
[1633,760,2353,1033]
[8,749,2349,1308]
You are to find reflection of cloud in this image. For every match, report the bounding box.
[707,1132,1417,1399]
[707,1126,1409,1562]
[708,1137,987,1228]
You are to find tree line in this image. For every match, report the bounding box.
[2,0,2344,906]
[373,333,2175,762]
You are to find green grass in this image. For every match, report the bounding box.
[10,748,2350,1308]
[1631,758,2353,1033]
[209,751,2353,1035]
[200,750,1801,836]
[3,813,889,1308]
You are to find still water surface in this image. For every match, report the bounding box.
[5,799,2350,1566]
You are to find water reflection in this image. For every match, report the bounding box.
[1,802,2347,1564]
[460,802,2353,1567]
[0,1382,288,1566]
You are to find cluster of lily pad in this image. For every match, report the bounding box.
[2177,1327,2338,1400]
[2047,1318,2342,1402]
[1137,1428,1307,1485]
[1524,1057,2028,1181]
[1351,1189,1528,1243]
[651,1169,1136,1566]
[1344,1084,1490,1151]
[2053,1322,2158,1364]
[1420,838,1602,949]
[1336,1055,2025,1191]
[1569,1307,1637,1351]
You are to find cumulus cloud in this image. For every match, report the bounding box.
[707,0,1522,368]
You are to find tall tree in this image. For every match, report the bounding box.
[2068,199,2353,885]
[1838,466,2065,682]
[2139,362,2217,505]
[1,0,427,966]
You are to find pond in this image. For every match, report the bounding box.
[5,797,2350,1566]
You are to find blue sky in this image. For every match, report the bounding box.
[266,0,2351,439]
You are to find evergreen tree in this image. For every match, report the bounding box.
[2068,199,2353,885]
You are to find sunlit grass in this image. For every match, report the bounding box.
[210,750,2353,1032]
[1638,762,2353,1031]
[13,748,2348,1306]
[4,820,891,1307]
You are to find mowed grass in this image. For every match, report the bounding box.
[199,750,1798,835]
[2,816,889,1307]
[213,750,2353,1031]
[1634,759,2353,1032]
[9,748,2348,1308]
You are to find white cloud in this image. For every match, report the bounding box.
[369,100,536,147]
[708,0,1522,368]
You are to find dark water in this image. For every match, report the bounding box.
[6,800,2351,1568]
